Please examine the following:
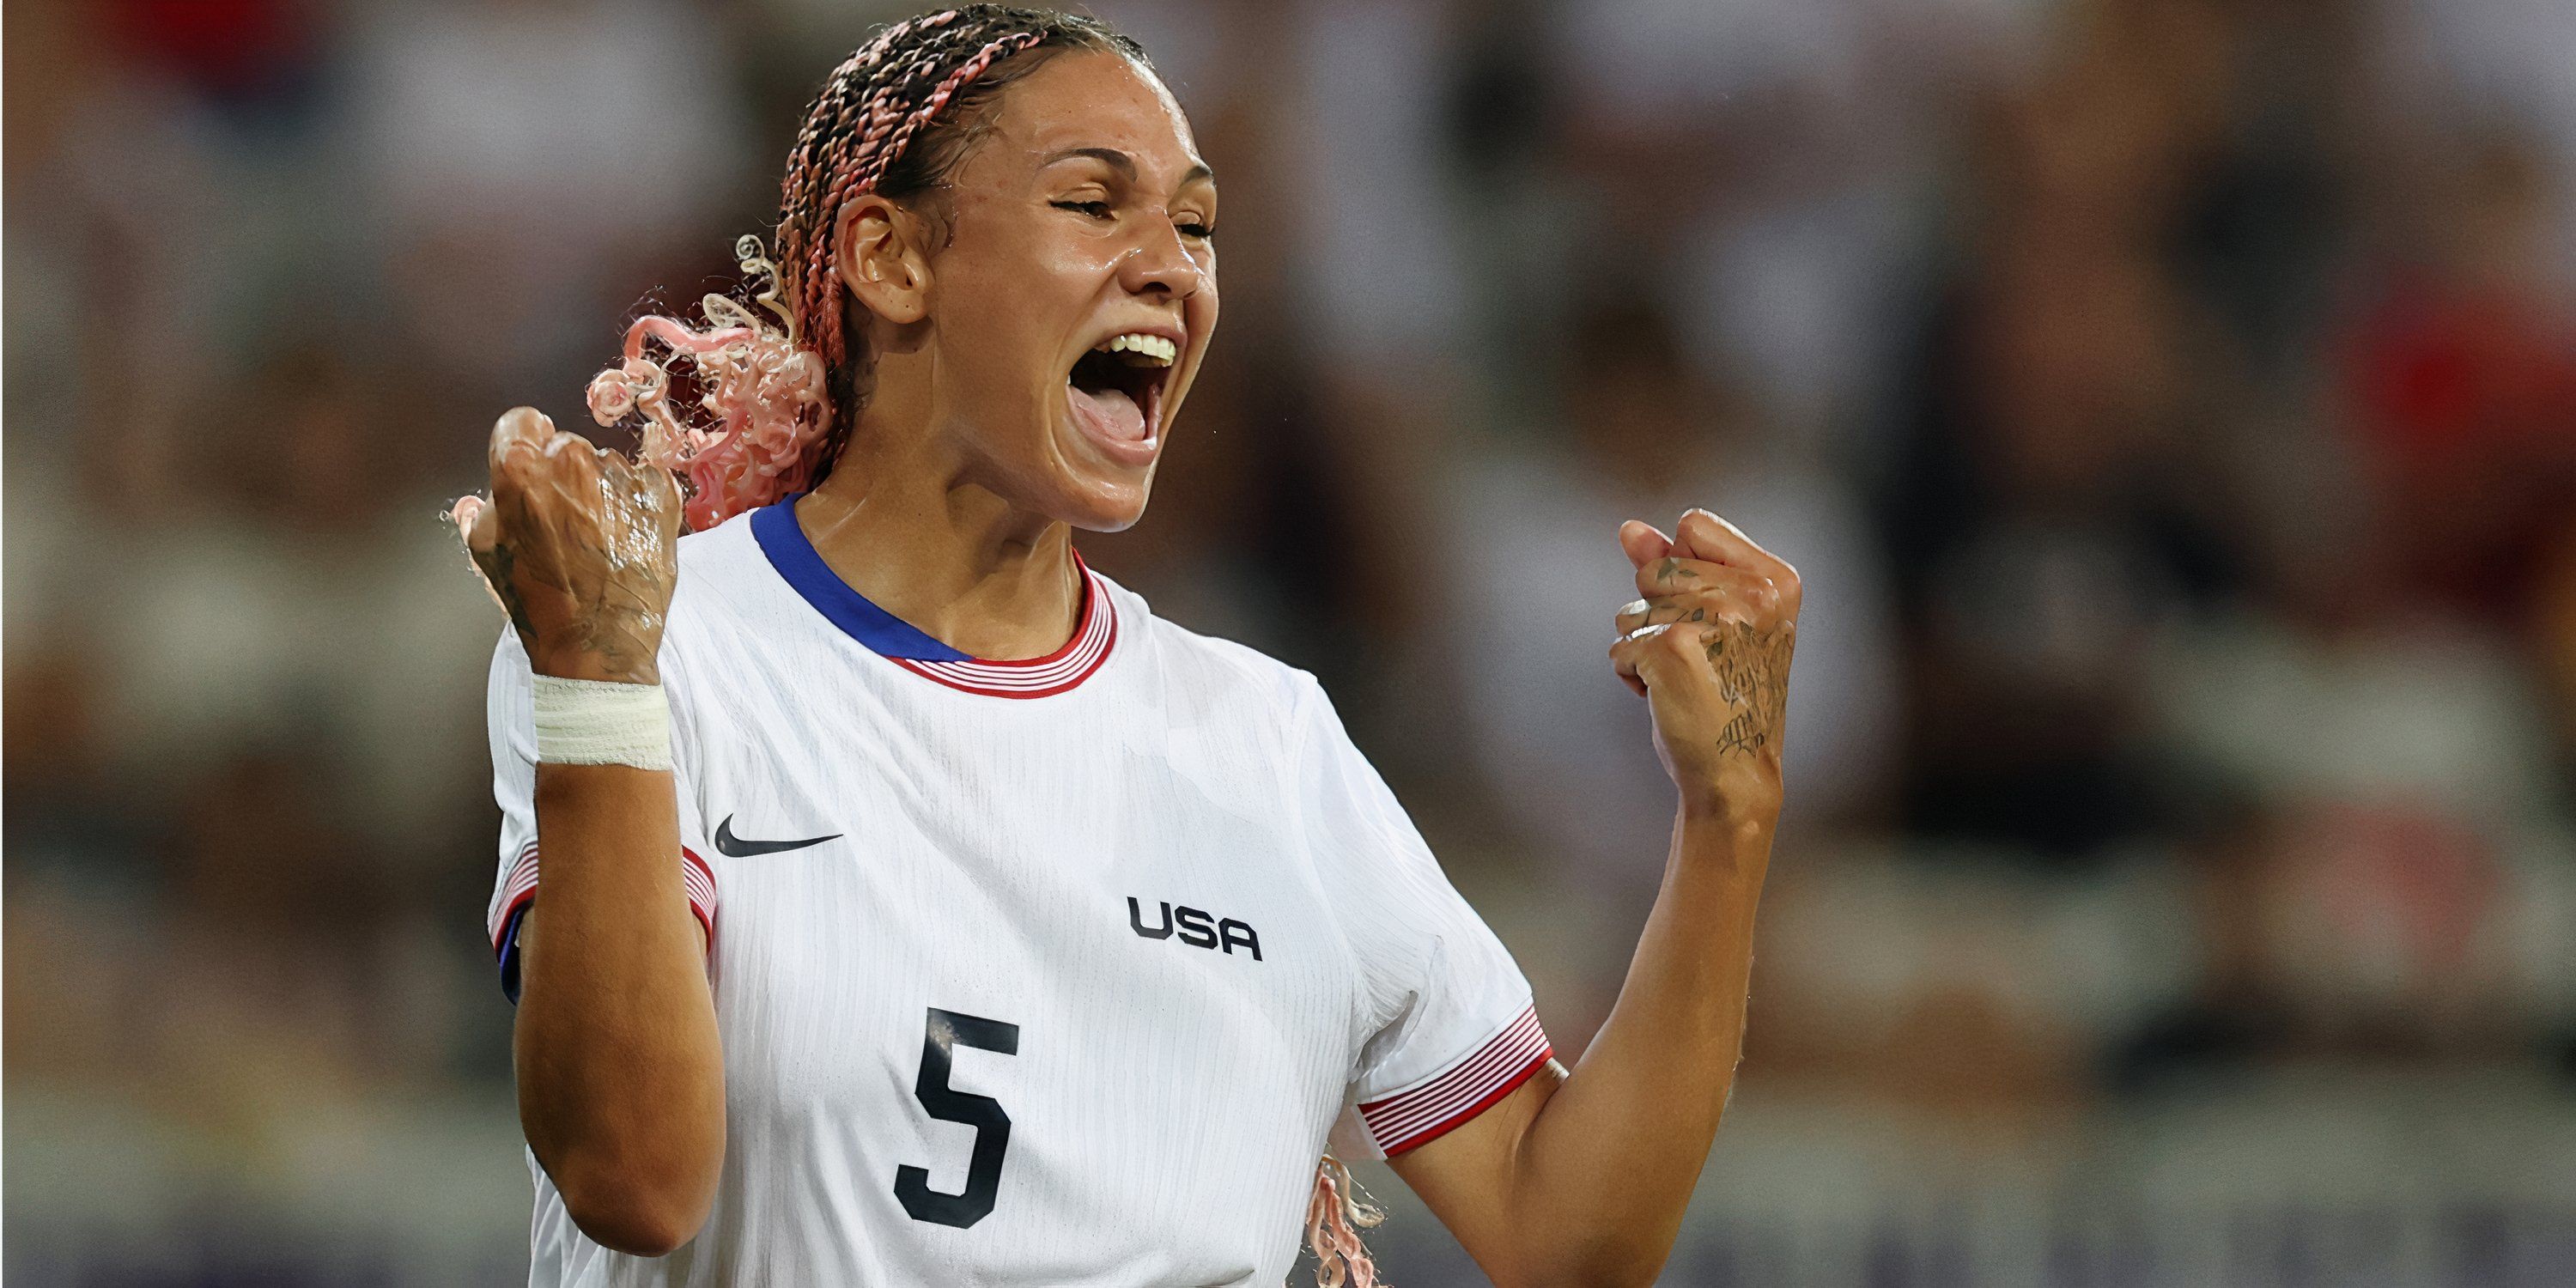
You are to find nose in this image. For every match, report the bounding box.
[1115,212,1206,302]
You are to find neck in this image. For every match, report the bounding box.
[792,438,1083,662]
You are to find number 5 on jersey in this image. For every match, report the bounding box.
[896,1008,1019,1228]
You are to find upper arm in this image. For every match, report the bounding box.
[1385,1059,1567,1279]
[510,902,713,984]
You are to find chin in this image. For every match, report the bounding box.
[1035,395,1164,533]
[1051,467,1156,534]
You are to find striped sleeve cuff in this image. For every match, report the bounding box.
[1358,1004,1553,1156]
[487,841,544,950]
[488,843,718,1002]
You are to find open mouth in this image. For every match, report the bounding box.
[1066,332,1176,454]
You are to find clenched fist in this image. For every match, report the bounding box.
[456,407,683,685]
[1608,508,1801,829]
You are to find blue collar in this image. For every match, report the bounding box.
[749,496,973,662]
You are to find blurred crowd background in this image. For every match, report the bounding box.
[8,0,2575,1282]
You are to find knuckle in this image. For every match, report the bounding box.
[490,457,534,496]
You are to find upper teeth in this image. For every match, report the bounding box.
[1097,333,1177,366]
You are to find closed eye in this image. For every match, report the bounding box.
[1052,200,1113,219]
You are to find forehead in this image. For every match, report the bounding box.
[975,48,1203,179]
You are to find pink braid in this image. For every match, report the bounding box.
[577,238,827,531]
[795,25,1043,380]
[1307,1155,1386,1288]
[584,8,1084,530]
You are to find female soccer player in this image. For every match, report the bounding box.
[458,7,1800,1285]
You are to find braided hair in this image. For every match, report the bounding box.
[586,6,1150,531]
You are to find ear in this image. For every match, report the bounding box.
[834,194,933,326]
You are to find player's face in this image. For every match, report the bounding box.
[920,50,1218,532]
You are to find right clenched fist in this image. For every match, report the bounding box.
[457,407,682,685]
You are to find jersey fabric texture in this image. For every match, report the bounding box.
[482,497,1552,1287]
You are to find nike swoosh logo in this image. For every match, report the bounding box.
[714,815,842,858]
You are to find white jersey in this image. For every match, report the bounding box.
[482,497,1552,1286]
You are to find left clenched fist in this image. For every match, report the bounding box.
[1608,508,1801,827]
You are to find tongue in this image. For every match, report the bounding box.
[1069,381,1147,441]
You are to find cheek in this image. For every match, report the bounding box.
[934,272,1053,386]
[945,236,1108,363]
[1189,272,1218,331]
[1181,274,1219,375]
[1184,237,1218,316]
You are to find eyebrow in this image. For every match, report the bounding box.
[1041,146,1215,188]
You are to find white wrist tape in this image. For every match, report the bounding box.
[532,675,672,770]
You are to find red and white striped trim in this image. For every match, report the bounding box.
[890,565,1118,698]
[486,841,719,953]
[488,841,542,948]
[680,848,718,945]
[1358,1005,1553,1156]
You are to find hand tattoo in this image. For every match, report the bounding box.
[471,538,540,648]
[562,464,677,683]
[465,451,678,684]
[1704,619,1793,761]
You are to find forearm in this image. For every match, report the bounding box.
[514,762,726,1255]
[1393,510,1795,1285]
[1507,807,1771,1281]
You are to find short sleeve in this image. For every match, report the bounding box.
[1295,679,1552,1159]
[482,631,717,1003]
